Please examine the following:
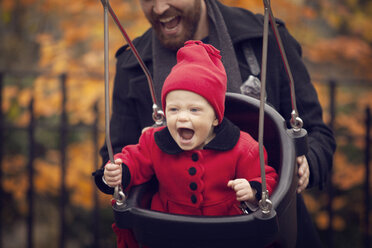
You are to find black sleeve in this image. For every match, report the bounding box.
[92,167,114,195]
[249,181,262,201]
[92,162,131,195]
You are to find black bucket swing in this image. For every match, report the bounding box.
[99,0,309,247]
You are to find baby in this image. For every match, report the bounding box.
[102,40,278,216]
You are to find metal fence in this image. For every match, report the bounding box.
[0,72,106,248]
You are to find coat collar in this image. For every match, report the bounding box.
[118,1,273,69]
[154,118,241,155]
[117,29,153,69]
[216,0,264,42]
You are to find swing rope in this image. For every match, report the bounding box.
[100,0,166,206]
[102,0,126,206]
[258,0,309,214]
[257,0,272,214]
[263,0,303,131]
[102,0,165,126]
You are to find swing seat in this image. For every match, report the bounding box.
[113,93,298,248]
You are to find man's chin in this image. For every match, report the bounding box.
[154,28,189,50]
[163,41,185,51]
[159,36,186,51]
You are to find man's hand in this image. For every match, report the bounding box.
[103,158,123,188]
[297,155,309,193]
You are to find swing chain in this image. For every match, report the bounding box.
[259,190,273,215]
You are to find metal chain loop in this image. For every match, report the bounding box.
[152,104,165,126]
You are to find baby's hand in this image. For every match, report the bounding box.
[104,159,123,188]
[227,178,257,203]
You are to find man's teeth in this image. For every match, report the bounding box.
[160,16,176,23]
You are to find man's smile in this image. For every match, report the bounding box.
[159,15,182,35]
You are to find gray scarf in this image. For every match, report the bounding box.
[152,0,242,108]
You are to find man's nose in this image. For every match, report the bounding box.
[153,0,170,15]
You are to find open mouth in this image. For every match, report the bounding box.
[160,15,181,32]
[178,128,194,141]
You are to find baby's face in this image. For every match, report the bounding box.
[165,90,218,150]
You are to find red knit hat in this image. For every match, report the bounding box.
[161,40,227,124]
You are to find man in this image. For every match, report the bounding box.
[94,0,336,247]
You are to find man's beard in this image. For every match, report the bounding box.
[150,0,202,51]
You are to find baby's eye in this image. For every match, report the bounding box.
[168,107,178,112]
[190,108,200,112]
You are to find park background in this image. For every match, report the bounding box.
[1,0,372,247]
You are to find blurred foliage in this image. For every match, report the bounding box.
[1,0,372,247]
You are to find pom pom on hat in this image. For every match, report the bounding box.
[161,40,227,124]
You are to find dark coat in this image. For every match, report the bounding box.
[95,1,335,247]
[98,1,335,191]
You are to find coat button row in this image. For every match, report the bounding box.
[191,153,199,162]
[191,194,197,204]
[189,182,197,191]
[188,167,197,176]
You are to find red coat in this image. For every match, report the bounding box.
[115,119,278,216]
